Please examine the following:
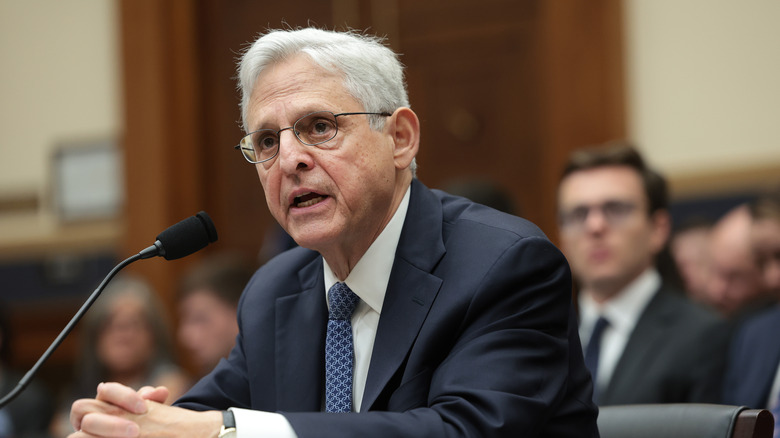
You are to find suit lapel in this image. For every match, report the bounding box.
[601,288,670,404]
[362,180,446,410]
[745,312,780,405]
[275,256,328,411]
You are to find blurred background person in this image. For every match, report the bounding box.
[705,204,774,319]
[557,142,730,406]
[177,253,256,378]
[50,275,189,436]
[0,303,54,438]
[723,190,780,410]
[670,218,713,304]
[750,191,780,292]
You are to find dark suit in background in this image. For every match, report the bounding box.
[723,305,780,408]
[177,180,598,437]
[599,287,730,405]
[557,143,730,407]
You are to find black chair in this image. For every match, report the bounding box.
[597,404,774,438]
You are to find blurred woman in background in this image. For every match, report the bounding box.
[51,275,188,436]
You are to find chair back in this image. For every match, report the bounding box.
[597,404,773,438]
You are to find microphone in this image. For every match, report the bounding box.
[140,211,219,260]
[0,211,218,408]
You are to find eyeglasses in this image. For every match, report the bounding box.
[235,110,392,164]
[558,200,639,231]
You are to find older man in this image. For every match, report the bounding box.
[557,143,730,405]
[705,204,773,318]
[68,28,597,438]
[723,192,780,410]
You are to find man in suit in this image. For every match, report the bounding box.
[723,191,780,409]
[556,143,730,405]
[68,28,598,438]
[176,253,256,378]
[705,204,773,319]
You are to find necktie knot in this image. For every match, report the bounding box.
[590,316,610,342]
[328,282,359,320]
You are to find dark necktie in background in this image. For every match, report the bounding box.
[325,282,360,413]
[584,315,610,403]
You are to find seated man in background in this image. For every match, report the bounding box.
[723,190,780,410]
[669,217,713,305]
[557,142,731,405]
[177,253,256,378]
[704,204,774,319]
[68,27,598,438]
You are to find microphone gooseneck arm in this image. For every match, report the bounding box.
[0,210,218,409]
[0,252,142,408]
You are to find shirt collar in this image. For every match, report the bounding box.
[323,185,411,314]
[579,268,661,335]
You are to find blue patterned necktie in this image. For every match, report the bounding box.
[583,315,610,402]
[325,282,360,413]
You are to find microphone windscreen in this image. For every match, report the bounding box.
[155,211,219,260]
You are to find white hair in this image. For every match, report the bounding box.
[238,27,417,174]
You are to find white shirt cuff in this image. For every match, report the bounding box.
[230,408,298,438]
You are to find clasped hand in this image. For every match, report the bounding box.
[68,382,221,438]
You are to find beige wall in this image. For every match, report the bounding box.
[624,0,780,194]
[2,0,779,252]
[0,0,119,253]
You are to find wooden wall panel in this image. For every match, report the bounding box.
[119,0,206,317]
[119,0,624,336]
[7,0,623,386]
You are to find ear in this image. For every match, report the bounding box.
[387,107,420,171]
[650,209,672,255]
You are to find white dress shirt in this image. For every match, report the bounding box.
[231,186,411,437]
[578,268,660,395]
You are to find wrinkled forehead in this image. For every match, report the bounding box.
[245,55,355,129]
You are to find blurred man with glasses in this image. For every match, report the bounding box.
[557,143,730,406]
[68,27,598,438]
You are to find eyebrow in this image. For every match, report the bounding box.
[250,108,337,132]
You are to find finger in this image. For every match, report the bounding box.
[80,412,140,438]
[67,432,97,438]
[70,397,134,432]
[96,382,147,414]
[138,385,170,404]
[70,398,103,432]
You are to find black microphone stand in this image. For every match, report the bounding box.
[0,251,148,408]
[0,210,216,408]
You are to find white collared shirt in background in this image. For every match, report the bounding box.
[578,268,660,395]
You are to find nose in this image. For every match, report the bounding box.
[583,207,609,234]
[277,129,314,173]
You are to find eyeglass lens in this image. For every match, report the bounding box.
[240,111,340,163]
[560,200,637,229]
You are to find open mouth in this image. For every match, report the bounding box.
[293,192,328,208]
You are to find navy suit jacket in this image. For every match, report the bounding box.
[596,287,731,405]
[723,304,780,408]
[177,180,598,437]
